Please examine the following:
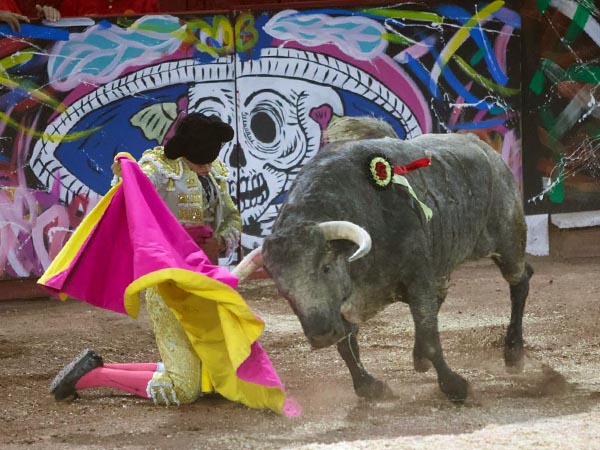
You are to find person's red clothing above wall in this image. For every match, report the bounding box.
[59,0,159,16]
[0,0,21,13]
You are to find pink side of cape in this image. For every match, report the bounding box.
[43,156,236,310]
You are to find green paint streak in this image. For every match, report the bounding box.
[381,32,412,46]
[539,107,556,132]
[540,58,563,77]
[529,69,545,95]
[361,8,444,24]
[563,4,590,45]
[538,57,600,85]
[539,58,567,84]
[453,55,520,96]
[236,13,259,53]
[1,51,32,69]
[548,175,564,203]
[0,112,99,142]
[579,0,600,16]
[536,0,550,13]
[116,16,136,28]
[0,73,63,110]
[549,154,565,204]
[469,48,484,66]
[565,65,600,84]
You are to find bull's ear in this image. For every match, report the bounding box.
[317,221,372,261]
[303,223,327,246]
[326,240,356,260]
[264,224,317,262]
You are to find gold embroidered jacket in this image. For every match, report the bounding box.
[137,146,241,255]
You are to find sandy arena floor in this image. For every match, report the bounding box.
[0,256,599,449]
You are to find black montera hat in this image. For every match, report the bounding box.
[164,113,234,164]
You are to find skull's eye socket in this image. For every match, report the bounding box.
[251,111,277,144]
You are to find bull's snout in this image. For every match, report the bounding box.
[300,314,345,349]
[308,330,342,349]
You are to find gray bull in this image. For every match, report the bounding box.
[234,126,533,402]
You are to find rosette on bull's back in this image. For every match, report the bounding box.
[39,151,299,416]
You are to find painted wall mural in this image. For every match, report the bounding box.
[1,14,237,280]
[522,0,600,213]
[233,1,522,250]
[0,2,522,281]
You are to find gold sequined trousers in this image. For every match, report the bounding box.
[145,287,202,405]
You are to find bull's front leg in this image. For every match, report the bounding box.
[336,321,394,400]
[408,288,469,402]
[413,276,450,373]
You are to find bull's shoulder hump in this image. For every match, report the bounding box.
[410,133,494,158]
[410,132,481,146]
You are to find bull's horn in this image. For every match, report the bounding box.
[231,246,263,281]
[318,221,372,262]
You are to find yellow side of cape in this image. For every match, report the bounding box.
[125,269,286,414]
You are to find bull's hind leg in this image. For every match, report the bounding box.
[492,255,534,372]
[337,321,394,400]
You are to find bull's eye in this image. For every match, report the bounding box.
[323,265,331,274]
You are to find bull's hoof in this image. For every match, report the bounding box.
[504,346,525,373]
[439,373,469,403]
[354,376,395,400]
[413,357,432,373]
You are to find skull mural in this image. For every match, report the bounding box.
[221,78,343,250]
[173,75,343,252]
[29,14,431,256]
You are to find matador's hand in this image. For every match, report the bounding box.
[111,160,122,178]
[36,4,60,21]
[0,10,29,32]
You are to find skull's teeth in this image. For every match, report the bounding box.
[238,172,269,212]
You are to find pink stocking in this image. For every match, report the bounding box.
[103,362,159,372]
[75,367,154,398]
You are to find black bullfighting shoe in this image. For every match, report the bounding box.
[49,349,103,401]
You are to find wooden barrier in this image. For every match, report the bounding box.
[0,279,48,301]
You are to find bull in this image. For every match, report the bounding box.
[233,117,533,402]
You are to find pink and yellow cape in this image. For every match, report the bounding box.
[38,153,299,416]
